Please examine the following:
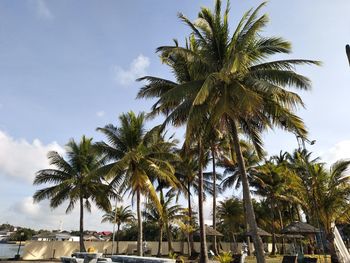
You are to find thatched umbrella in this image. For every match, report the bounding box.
[195,225,223,237]
[244,227,272,237]
[281,221,318,255]
[205,225,224,237]
[281,221,319,235]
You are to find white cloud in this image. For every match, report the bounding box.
[8,196,111,231]
[13,196,40,217]
[321,140,350,165]
[36,0,54,20]
[114,54,150,86]
[96,110,105,117]
[0,130,63,183]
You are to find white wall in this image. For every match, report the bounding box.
[22,241,293,260]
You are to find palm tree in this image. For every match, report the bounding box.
[204,129,226,255]
[253,158,302,255]
[102,205,134,254]
[96,112,180,256]
[287,149,320,222]
[176,208,197,256]
[143,191,183,256]
[174,147,215,256]
[217,198,245,253]
[33,136,113,252]
[139,1,319,261]
[300,160,350,263]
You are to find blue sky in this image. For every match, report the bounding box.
[0,0,350,231]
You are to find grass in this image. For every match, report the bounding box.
[244,255,331,263]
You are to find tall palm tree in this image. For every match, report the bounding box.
[96,112,180,256]
[139,1,319,261]
[287,149,320,222]
[33,136,113,252]
[102,205,134,254]
[174,147,215,256]
[143,191,183,256]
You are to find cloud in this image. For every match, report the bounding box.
[0,130,63,183]
[35,0,54,20]
[321,140,350,165]
[96,110,105,117]
[114,54,150,86]
[8,196,110,231]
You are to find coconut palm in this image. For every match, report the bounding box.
[102,205,135,254]
[139,1,319,261]
[143,191,183,256]
[96,112,180,256]
[300,160,350,263]
[286,149,320,222]
[174,147,217,256]
[33,136,113,252]
[176,208,197,256]
[217,198,245,253]
[253,158,302,254]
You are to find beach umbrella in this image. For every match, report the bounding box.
[244,227,272,237]
[195,225,224,237]
[281,221,319,234]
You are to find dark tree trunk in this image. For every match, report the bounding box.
[188,180,194,256]
[79,196,86,252]
[117,224,120,254]
[211,146,218,255]
[158,224,163,257]
[187,231,191,256]
[198,140,208,263]
[270,197,276,255]
[278,208,285,254]
[230,120,266,263]
[166,224,172,254]
[137,189,143,256]
[243,206,251,256]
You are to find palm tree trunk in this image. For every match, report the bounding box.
[79,196,86,252]
[230,120,265,263]
[188,181,194,256]
[270,198,276,255]
[158,224,163,257]
[165,221,173,254]
[117,224,120,254]
[137,189,143,256]
[211,146,218,255]
[198,140,208,263]
[112,221,116,255]
[187,231,191,257]
[243,208,251,256]
[278,208,285,254]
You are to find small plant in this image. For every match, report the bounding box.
[169,252,184,263]
[215,251,233,263]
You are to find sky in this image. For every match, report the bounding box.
[0,0,350,232]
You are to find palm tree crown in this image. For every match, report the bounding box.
[96,111,180,256]
[33,136,113,252]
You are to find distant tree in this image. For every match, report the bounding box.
[9,228,36,241]
[0,224,15,231]
[33,136,115,252]
[143,191,183,256]
[102,205,134,254]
